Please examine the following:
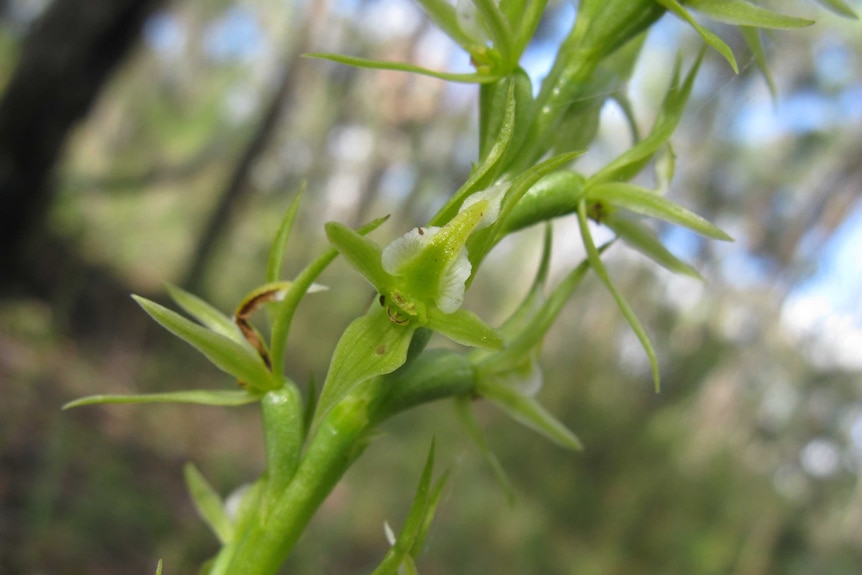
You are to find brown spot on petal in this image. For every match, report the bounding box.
[376,345,387,356]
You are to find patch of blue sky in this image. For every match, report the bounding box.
[661,225,703,263]
[729,84,862,143]
[331,0,362,18]
[718,247,774,288]
[144,12,186,57]
[203,6,267,63]
[815,37,855,87]
[790,200,862,321]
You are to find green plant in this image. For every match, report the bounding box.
[66,1,857,573]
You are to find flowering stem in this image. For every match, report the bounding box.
[221,350,475,574]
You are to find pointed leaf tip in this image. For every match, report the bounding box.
[62,390,261,410]
[184,462,234,544]
[132,295,277,392]
[304,52,499,83]
[267,184,305,283]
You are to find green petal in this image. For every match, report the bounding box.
[304,53,499,83]
[606,214,703,280]
[184,462,234,545]
[132,296,277,392]
[325,221,391,290]
[62,390,261,409]
[578,200,660,391]
[408,200,488,291]
[586,182,732,241]
[427,306,504,350]
[688,0,814,29]
[477,380,583,450]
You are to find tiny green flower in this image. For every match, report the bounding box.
[326,191,505,350]
[382,225,471,315]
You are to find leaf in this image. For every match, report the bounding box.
[477,380,583,450]
[371,441,449,575]
[688,0,814,28]
[586,182,732,241]
[740,26,777,100]
[154,560,163,575]
[410,468,450,560]
[477,69,534,177]
[453,396,515,502]
[63,390,261,410]
[656,0,738,72]
[578,200,660,391]
[812,0,859,19]
[590,52,702,185]
[605,214,703,280]
[184,462,234,545]
[489,256,594,372]
[315,306,416,427]
[427,306,504,350]
[267,185,304,283]
[164,284,244,344]
[432,81,517,226]
[133,296,277,392]
[496,224,553,342]
[303,53,499,83]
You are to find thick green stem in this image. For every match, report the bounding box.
[222,350,475,574]
[225,392,374,574]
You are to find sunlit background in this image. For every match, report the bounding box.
[2,1,861,573]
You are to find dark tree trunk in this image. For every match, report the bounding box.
[0,0,163,289]
[0,0,167,338]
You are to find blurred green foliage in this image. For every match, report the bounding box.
[2,1,862,573]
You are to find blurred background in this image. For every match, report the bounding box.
[1,0,861,573]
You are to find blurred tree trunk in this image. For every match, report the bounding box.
[0,0,165,335]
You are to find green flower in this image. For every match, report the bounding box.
[326,191,504,350]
